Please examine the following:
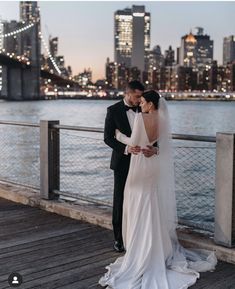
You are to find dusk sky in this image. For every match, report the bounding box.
[0,1,235,81]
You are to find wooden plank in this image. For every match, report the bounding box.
[0,235,113,276]
[0,223,86,249]
[0,226,96,258]
[1,197,235,289]
[14,253,117,289]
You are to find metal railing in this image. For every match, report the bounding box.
[0,120,217,234]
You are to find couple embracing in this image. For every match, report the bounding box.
[99,81,217,289]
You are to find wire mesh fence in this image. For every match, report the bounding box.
[0,123,40,188]
[58,128,216,233]
[59,130,113,205]
[173,140,216,233]
[0,121,216,233]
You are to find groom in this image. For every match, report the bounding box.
[104,80,158,252]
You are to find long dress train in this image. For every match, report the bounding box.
[99,111,217,289]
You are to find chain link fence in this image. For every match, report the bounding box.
[0,122,40,188]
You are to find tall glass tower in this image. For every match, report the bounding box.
[114,5,150,74]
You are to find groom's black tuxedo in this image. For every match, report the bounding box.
[104,99,158,246]
[104,100,132,171]
[104,100,133,245]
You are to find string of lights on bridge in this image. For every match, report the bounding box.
[1,21,62,75]
[2,22,35,38]
[39,31,62,75]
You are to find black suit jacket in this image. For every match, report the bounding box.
[104,100,158,171]
[104,100,132,171]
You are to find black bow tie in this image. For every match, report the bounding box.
[125,105,139,112]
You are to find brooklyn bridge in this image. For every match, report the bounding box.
[0,1,78,100]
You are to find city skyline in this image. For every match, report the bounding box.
[0,1,235,81]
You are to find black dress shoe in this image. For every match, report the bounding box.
[113,241,125,253]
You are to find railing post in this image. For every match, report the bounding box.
[40,120,60,200]
[214,132,235,247]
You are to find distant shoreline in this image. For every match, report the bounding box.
[0,96,235,102]
[55,96,235,101]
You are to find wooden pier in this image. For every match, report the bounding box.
[0,197,235,289]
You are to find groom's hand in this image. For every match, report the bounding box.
[142,146,159,158]
[127,145,141,155]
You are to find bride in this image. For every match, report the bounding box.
[99,90,217,289]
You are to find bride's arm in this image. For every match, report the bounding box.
[115,129,133,146]
[115,114,141,147]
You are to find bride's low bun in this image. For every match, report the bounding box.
[142,90,160,109]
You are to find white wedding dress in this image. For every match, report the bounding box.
[99,103,217,289]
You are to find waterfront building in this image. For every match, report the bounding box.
[176,66,197,91]
[179,28,213,69]
[129,66,141,82]
[106,59,118,89]
[146,45,164,89]
[194,27,213,68]
[49,36,58,58]
[116,63,129,90]
[179,31,197,67]
[164,45,175,67]
[114,5,150,75]
[223,35,235,65]
[105,58,129,90]
[74,68,92,87]
[224,62,235,91]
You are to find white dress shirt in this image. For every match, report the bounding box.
[123,99,137,130]
[123,99,138,155]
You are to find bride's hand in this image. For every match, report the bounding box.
[142,146,159,157]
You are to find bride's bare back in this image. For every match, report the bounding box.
[141,112,159,144]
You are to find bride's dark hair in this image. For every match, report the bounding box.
[142,90,160,109]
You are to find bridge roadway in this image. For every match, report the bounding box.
[0,53,78,88]
[0,197,235,289]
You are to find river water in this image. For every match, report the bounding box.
[0,99,235,135]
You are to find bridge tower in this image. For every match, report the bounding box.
[1,1,41,100]
[19,1,41,100]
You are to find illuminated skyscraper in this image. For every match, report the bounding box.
[223,35,235,65]
[179,28,213,68]
[194,28,213,67]
[114,5,150,74]
[179,31,197,67]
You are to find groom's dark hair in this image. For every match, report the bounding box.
[127,80,145,92]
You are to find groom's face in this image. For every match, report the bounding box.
[127,89,143,106]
